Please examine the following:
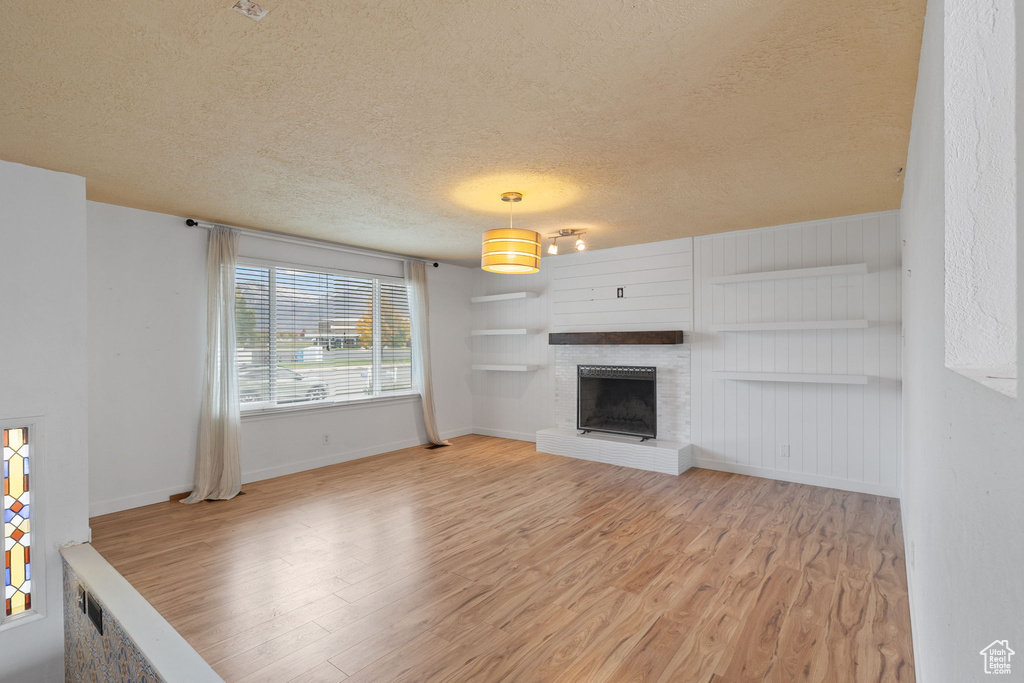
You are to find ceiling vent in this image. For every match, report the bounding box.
[231,1,269,21]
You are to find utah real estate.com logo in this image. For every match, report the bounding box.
[980,640,1015,675]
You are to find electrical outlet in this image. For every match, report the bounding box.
[323,433,330,446]
[616,287,624,298]
[779,443,790,458]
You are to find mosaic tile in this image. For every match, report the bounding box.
[63,557,166,683]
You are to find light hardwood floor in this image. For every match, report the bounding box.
[90,435,914,682]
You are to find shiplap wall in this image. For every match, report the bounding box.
[691,211,902,496]
[471,238,693,442]
[550,238,693,332]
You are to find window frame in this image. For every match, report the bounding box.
[1,416,46,632]
[234,257,417,416]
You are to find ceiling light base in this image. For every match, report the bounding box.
[500,192,523,203]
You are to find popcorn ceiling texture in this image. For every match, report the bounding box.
[0,0,925,260]
[554,345,690,444]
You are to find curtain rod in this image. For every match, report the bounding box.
[184,219,439,267]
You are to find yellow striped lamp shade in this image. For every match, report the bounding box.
[481,228,542,274]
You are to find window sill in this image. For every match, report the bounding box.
[0,609,44,633]
[948,365,1018,398]
[241,392,420,421]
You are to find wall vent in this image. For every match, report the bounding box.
[78,585,104,635]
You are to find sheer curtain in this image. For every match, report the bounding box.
[184,226,243,503]
[405,260,450,446]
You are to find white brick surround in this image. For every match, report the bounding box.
[553,345,691,444]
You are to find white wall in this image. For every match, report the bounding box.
[87,202,473,517]
[87,203,208,516]
[0,161,91,681]
[549,238,693,332]
[691,213,902,497]
[470,269,553,442]
[901,0,1024,679]
[944,0,1017,373]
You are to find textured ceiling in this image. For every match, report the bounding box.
[0,0,925,262]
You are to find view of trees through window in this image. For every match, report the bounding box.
[235,264,413,409]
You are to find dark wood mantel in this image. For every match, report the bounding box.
[548,330,685,345]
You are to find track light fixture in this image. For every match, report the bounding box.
[548,228,587,254]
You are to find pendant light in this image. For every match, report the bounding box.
[481,192,541,274]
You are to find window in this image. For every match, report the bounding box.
[3,426,32,620]
[235,262,414,411]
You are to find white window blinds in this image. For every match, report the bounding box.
[235,263,413,411]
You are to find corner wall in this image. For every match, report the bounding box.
[473,218,902,498]
[87,201,474,517]
[0,160,91,681]
[900,0,1024,678]
[690,213,902,497]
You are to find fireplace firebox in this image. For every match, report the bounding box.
[577,365,657,440]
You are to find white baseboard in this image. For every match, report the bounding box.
[90,486,193,518]
[241,440,420,485]
[442,427,476,440]
[693,458,900,498]
[470,428,538,443]
[243,427,477,484]
[89,426,476,518]
[899,502,925,683]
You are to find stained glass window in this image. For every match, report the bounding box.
[4,427,31,617]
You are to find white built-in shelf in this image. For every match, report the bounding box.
[709,263,868,285]
[712,371,868,385]
[470,291,538,303]
[472,364,540,372]
[709,319,869,332]
[470,329,531,336]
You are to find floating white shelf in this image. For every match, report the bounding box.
[472,364,540,372]
[712,371,868,385]
[470,329,531,336]
[470,291,538,303]
[709,263,868,285]
[709,319,869,332]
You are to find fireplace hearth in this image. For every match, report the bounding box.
[577,365,657,440]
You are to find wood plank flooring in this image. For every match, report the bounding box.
[90,435,914,682]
